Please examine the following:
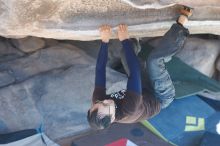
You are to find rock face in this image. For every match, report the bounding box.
[0,43,95,88]
[0,64,127,140]
[0,0,220,40]
[0,38,127,139]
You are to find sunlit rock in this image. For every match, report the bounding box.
[0,0,220,40]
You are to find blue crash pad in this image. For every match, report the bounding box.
[142,95,219,146]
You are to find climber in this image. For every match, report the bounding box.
[87,6,193,129]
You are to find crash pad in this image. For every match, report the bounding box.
[142,95,220,146]
[71,123,173,146]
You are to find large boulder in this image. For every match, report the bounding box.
[0,0,220,40]
[0,40,128,139]
[0,64,127,140]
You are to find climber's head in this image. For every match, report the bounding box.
[87,99,116,129]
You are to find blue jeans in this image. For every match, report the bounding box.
[146,23,189,108]
[121,23,189,109]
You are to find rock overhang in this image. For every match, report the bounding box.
[0,0,220,41]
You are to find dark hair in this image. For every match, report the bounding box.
[87,109,111,130]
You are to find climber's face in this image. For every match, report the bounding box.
[90,99,116,123]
